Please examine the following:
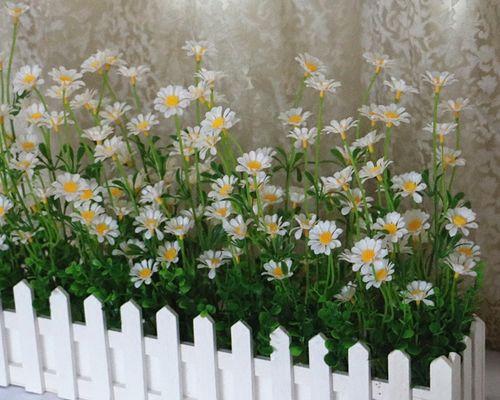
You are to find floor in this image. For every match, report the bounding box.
[0,351,498,399]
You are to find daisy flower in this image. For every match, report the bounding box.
[182,40,215,62]
[363,52,394,74]
[9,151,39,177]
[139,181,165,205]
[422,71,457,94]
[195,68,224,88]
[130,259,158,288]
[197,250,232,279]
[402,281,434,306]
[438,147,466,170]
[52,173,84,202]
[352,130,384,153]
[157,241,180,267]
[154,85,190,118]
[201,106,239,135]
[70,89,98,112]
[260,185,284,207]
[445,97,470,118]
[358,104,380,126]
[362,259,395,289]
[339,188,373,216]
[446,254,477,277]
[289,186,305,208]
[0,234,9,251]
[279,107,312,127]
[259,214,289,237]
[262,259,293,281]
[117,65,150,86]
[77,179,103,204]
[48,66,84,89]
[323,118,358,140]
[334,282,357,303]
[112,205,133,221]
[71,202,105,225]
[208,175,238,200]
[126,113,159,137]
[81,52,106,74]
[22,103,46,126]
[14,131,40,153]
[423,122,456,144]
[236,150,273,175]
[391,172,427,203]
[90,215,119,244]
[308,220,343,255]
[445,207,478,237]
[291,213,317,240]
[341,237,388,272]
[0,195,13,224]
[43,111,73,133]
[204,200,233,222]
[223,215,249,240]
[403,209,431,236]
[383,77,418,101]
[135,207,167,240]
[373,212,407,243]
[374,104,410,127]
[112,239,146,260]
[100,102,131,125]
[287,127,317,150]
[295,53,326,76]
[197,131,221,160]
[360,158,392,182]
[13,65,44,94]
[0,104,12,125]
[188,81,211,103]
[94,136,127,162]
[305,73,341,97]
[454,239,481,261]
[6,2,29,23]
[83,125,114,143]
[321,166,354,193]
[165,215,193,239]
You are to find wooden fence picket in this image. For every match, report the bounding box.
[193,315,219,400]
[230,321,255,400]
[430,356,453,400]
[83,295,113,400]
[472,317,486,400]
[347,342,371,400]
[449,352,462,400]
[308,334,332,400]
[387,350,411,400]
[156,306,183,400]
[120,301,147,400]
[49,288,78,400]
[270,327,294,400]
[13,280,44,394]
[0,299,10,386]
[462,336,473,400]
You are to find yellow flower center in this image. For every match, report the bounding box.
[164,95,180,108]
[30,112,43,120]
[22,74,36,85]
[212,116,225,129]
[458,246,473,257]
[375,268,388,282]
[138,268,152,279]
[218,184,232,196]
[263,193,278,203]
[369,166,381,175]
[95,223,108,235]
[110,187,124,198]
[403,181,417,192]
[383,111,399,119]
[318,231,332,245]
[210,258,221,266]
[267,222,279,234]
[81,210,95,223]
[216,207,228,217]
[452,214,467,227]
[246,160,262,171]
[80,189,93,200]
[288,114,302,124]
[383,223,398,235]
[63,181,79,193]
[361,249,375,263]
[0,207,4,216]
[410,289,424,298]
[408,218,422,232]
[164,248,178,261]
[21,141,35,152]
[273,266,284,278]
[304,62,318,73]
[59,75,73,83]
[145,218,158,230]
[136,121,150,131]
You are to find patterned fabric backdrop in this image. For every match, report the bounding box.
[1,0,499,346]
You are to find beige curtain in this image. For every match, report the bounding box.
[2,0,499,346]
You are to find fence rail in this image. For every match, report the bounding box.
[0,280,486,400]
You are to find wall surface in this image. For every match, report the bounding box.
[1,0,499,345]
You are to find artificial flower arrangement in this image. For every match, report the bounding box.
[0,2,483,386]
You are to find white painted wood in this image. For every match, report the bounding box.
[49,288,77,400]
[387,350,411,400]
[193,315,219,400]
[13,280,44,394]
[270,327,294,400]
[449,352,462,400]
[430,356,453,400]
[472,317,486,400]
[83,295,113,400]
[348,342,371,400]
[0,299,10,386]
[156,306,183,400]
[462,336,473,400]
[230,321,255,400]
[308,333,332,400]
[120,301,147,400]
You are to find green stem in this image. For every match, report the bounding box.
[5,22,19,103]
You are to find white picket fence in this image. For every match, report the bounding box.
[0,280,485,400]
